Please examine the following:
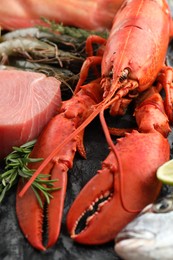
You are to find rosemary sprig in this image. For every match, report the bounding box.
[38,17,108,40]
[0,140,60,207]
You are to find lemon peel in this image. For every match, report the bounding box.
[157,159,173,185]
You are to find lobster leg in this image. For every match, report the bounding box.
[16,79,103,250]
[134,86,171,137]
[156,66,173,122]
[85,35,107,57]
[66,87,170,244]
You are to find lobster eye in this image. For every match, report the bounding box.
[119,68,130,82]
[109,70,113,78]
[152,196,173,213]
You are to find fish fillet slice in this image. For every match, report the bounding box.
[0,70,61,159]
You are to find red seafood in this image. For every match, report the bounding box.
[66,0,173,244]
[0,0,124,31]
[17,0,173,250]
[0,70,61,159]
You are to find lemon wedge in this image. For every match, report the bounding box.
[157,159,173,185]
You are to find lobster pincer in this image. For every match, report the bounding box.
[66,130,170,245]
[16,115,76,250]
[16,79,103,250]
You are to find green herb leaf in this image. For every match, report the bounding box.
[38,18,108,40]
[0,139,60,207]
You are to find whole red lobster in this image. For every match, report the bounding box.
[16,0,173,250]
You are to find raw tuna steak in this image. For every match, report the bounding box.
[0,70,61,159]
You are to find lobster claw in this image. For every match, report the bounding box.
[66,130,170,244]
[16,115,77,251]
[16,79,103,250]
[16,165,67,251]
